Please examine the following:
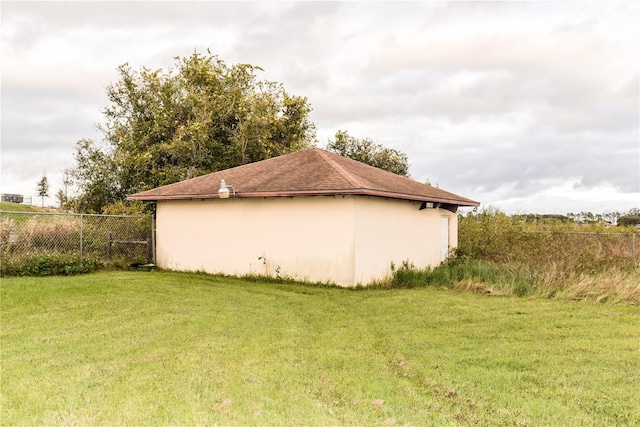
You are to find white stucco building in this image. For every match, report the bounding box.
[129,148,479,286]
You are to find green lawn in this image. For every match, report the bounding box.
[1,271,638,426]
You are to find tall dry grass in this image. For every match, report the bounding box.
[452,210,640,304]
[562,270,640,304]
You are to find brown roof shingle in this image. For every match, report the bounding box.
[128,148,479,206]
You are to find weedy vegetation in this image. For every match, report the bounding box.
[382,209,640,305]
[2,271,639,426]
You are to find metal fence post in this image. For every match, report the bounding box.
[151,214,156,264]
[108,233,113,259]
[79,214,84,266]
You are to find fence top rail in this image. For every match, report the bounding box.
[0,210,147,219]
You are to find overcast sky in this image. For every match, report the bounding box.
[1,1,638,214]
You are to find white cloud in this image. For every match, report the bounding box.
[477,180,640,215]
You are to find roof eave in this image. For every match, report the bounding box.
[128,189,480,207]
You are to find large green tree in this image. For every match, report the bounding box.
[326,130,410,177]
[68,52,316,212]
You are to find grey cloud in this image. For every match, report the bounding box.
[360,38,635,122]
[1,1,637,213]
[2,2,261,37]
[2,86,102,149]
[413,126,640,198]
[231,3,343,66]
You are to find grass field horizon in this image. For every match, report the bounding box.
[2,271,638,425]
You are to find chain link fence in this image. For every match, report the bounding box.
[524,230,638,256]
[515,231,639,270]
[0,211,154,274]
[459,222,639,271]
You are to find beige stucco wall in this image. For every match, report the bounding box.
[156,197,357,285]
[352,197,458,285]
[155,196,458,286]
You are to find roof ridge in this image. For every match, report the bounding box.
[315,149,363,189]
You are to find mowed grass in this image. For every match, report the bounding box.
[0,202,42,212]
[2,272,639,426]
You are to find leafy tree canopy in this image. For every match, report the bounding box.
[326,130,410,177]
[618,215,640,227]
[68,51,316,213]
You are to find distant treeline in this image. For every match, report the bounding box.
[510,208,640,226]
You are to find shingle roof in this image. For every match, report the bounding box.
[128,148,479,206]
